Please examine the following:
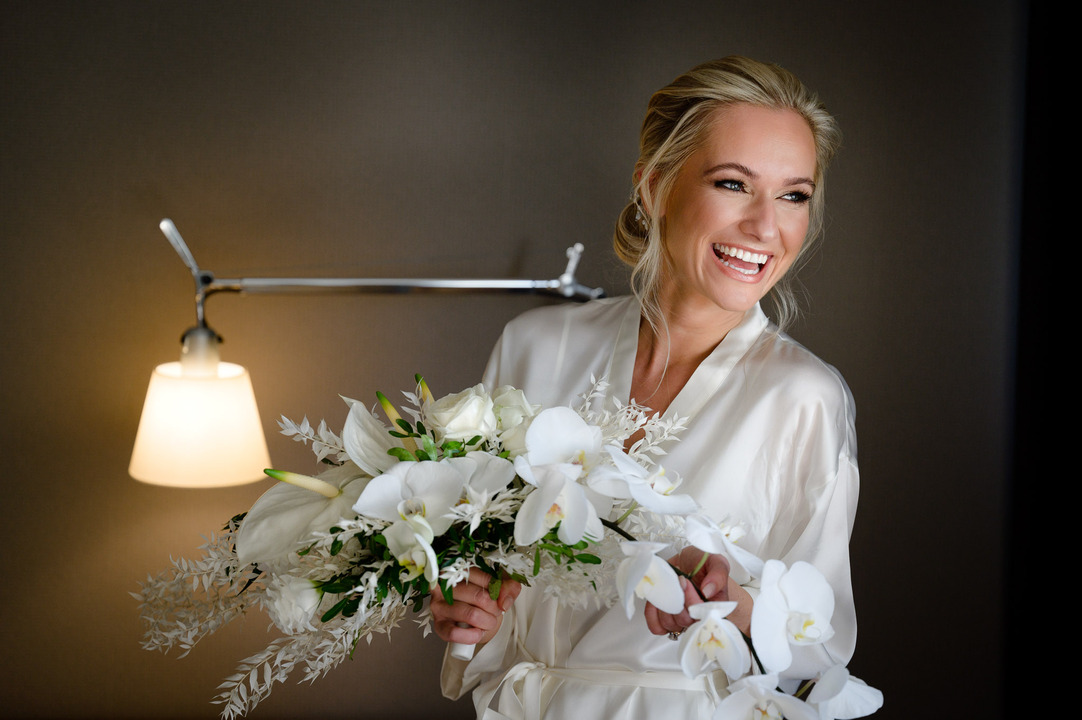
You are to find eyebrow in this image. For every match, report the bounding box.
[704,162,816,189]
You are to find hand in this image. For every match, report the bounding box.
[644,548,742,637]
[430,568,522,646]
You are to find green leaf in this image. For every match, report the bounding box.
[488,577,502,601]
[387,447,414,462]
[321,596,352,623]
[574,553,602,564]
[440,579,455,606]
[330,538,343,556]
[395,418,414,433]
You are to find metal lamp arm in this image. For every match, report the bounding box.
[158,219,605,329]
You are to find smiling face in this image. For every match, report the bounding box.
[658,103,818,327]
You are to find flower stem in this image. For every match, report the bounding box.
[600,518,637,542]
[689,550,709,578]
[613,502,639,526]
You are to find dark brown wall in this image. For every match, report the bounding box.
[0,2,1020,718]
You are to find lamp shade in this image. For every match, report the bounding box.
[130,361,271,487]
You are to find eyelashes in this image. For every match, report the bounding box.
[781,190,812,205]
[713,179,813,205]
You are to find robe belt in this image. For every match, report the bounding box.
[479,660,716,720]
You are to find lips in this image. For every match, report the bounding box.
[712,244,768,276]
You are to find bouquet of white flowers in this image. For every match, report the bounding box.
[135,376,882,720]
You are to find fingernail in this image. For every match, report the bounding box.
[701,583,717,598]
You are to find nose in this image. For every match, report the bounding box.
[739,195,779,243]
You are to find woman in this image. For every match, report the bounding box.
[432,56,855,718]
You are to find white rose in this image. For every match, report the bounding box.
[491,386,539,457]
[491,386,539,431]
[265,576,323,634]
[425,384,497,443]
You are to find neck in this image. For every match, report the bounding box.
[630,293,749,416]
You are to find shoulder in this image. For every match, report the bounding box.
[744,327,856,423]
[499,296,635,342]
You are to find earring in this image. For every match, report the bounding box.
[633,203,649,232]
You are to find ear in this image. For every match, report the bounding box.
[633,165,662,217]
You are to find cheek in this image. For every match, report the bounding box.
[780,215,811,253]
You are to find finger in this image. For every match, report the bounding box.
[433,617,488,645]
[696,557,731,601]
[453,581,503,613]
[496,578,523,612]
[644,602,666,635]
[668,576,697,626]
[466,567,496,587]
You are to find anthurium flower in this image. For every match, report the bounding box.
[677,601,751,680]
[383,515,439,582]
[236,462,370,570]
[265,576,323,634]
[714,674,819,720]
[423,383,497,443]
[684,514,764,585]
[513,458,603,545]
[352,459,466,536]
[807,665,884,720]
[341,397,402,476]
[750,559,836,674]
[587,446,699,514]
[614,541,684,619]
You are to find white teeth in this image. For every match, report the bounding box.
[713,244,767,275]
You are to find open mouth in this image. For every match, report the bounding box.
[713,244,767,276]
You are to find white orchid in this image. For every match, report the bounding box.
[750,559,836,674]
[587,446,699,514]
[614,541,684,619]
[383,514,439,582]
[513,457,603,545]
[235,462,370,571]
[807,665,884,720]
[684,514,764,585]
[352,458,466,536]
[447,452,518,533]
[714,674,819,720]
[677,601,751,681]
[521,406,603,468]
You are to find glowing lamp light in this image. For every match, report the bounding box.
[130,323,269,488]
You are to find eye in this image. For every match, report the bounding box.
[781,190,812,205]
[714,179,745,192]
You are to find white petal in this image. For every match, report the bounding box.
[341,399,399,476]
[236,464,368,569]
[524,407,602,466]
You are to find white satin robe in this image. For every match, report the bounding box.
[442,297,859,719]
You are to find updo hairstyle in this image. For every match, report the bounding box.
[613,56,841,331]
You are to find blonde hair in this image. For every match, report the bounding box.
[613,56,841,332]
